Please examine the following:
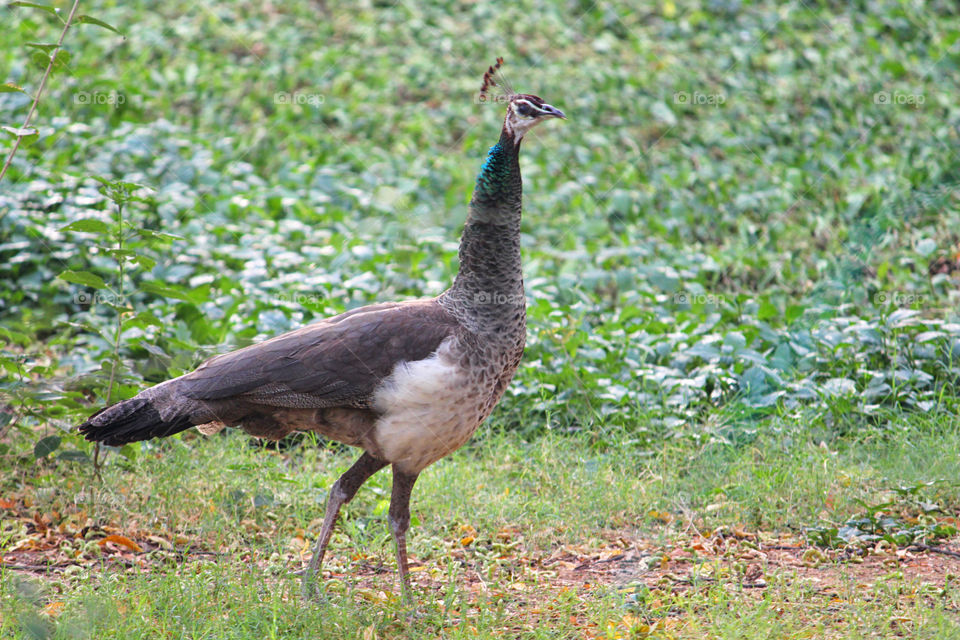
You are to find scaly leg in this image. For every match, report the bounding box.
[388,466,419,602]
[302,452,387,599]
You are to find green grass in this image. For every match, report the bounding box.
[3,0,960,637]
[3,414,960,638]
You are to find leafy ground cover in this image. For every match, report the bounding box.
[2,0,960,637]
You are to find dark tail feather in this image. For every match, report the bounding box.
[78,397,195,446]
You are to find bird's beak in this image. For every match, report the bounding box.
[540,103,566,119]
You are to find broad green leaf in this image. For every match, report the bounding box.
[785,305,805,323]
[91,179,154,206]
[59,270,108,289]
[0,82,26,94]
[133,254,157,269]
[140,281,191,302]
[888,309,921,327]
[823,378,856,397]
[60,219,110,234]
[9,1,60,16]
[141,281,208,303]
[76,15,122,34]
[30,49,71,74]
[915,238,937,257]
[0,327,31,345]
[34,435,61,459]
[136,228,182,242]
[723,332,746,350]
[757,300,778,321]
[137,341,168,357]
[123,312,163,330]
[25,42,60,54]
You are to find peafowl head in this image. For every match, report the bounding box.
[480,58,565,143]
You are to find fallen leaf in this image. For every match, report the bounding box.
[98,534,143,552]
[733,525,756,539]
[146,535,172,550]
[647,509,672,523]
[33,512,50,533]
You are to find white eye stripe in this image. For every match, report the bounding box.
[514,100,541,117]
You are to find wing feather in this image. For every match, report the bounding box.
[178,299,458,409]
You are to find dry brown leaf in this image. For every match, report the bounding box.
[733,525,756,540]
[146,535,172,550]
[33,512,50,534]
[9,537,42,552]
[648,509,673,523]
[98,534,143,552]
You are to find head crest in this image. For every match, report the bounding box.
[479,57,513,104]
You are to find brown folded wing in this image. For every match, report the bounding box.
[178,299,459,410]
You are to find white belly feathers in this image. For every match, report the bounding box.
[371,337,485,473]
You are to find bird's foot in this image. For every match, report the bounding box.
[298,567,322,601]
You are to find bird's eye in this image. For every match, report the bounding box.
[516,102,533,117]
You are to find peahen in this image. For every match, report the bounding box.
[78,58,565,598]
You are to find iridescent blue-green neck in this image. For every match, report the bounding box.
[443,128,525,321]
[467,129,522,226]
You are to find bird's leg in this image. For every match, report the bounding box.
[302,452,387,599]
[388,465,419,602]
